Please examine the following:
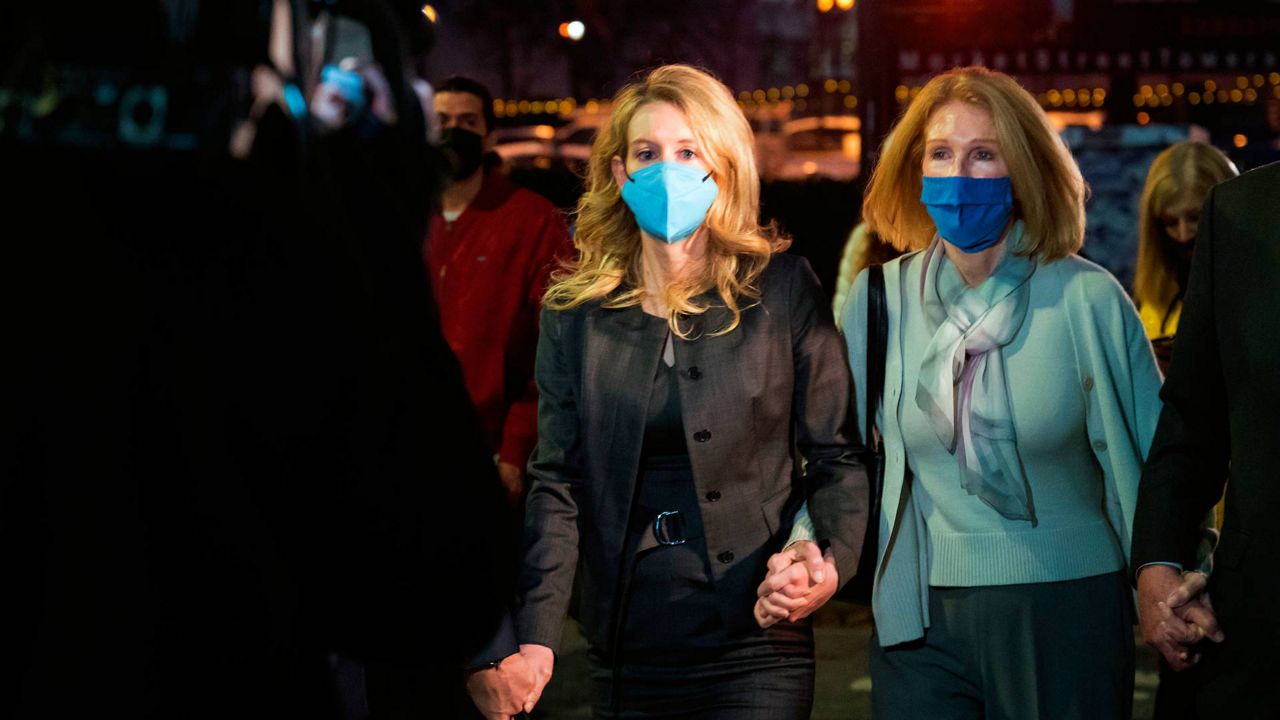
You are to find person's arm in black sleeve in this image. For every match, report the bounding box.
[790,257,871,590]
[1132,186,1231,574]
[1132,184,1232,671]
[515,307,583,653]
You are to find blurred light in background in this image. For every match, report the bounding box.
[420,4,437,23]
[559,21,586,41]
[842,132,861,159]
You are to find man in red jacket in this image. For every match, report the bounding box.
[427,76,573,507]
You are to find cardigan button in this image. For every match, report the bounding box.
[705,490,721,502]
[688,366,703,380]
[1093,439,1108,452]
[694,429,712,443]
[717,551,735,564]
[1082,376,1095,391]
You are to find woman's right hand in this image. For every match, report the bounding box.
[753,541,838,628]
[518,643,555,713]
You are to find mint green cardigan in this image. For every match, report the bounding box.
[795,250,1162,647]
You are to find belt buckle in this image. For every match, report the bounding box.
[653,510,687,546]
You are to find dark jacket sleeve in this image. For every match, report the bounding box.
[498,210,574,468]
[789,257,871,589]
[463,612,519,670]
[1131,185,1232,575]
[514,307,582,653]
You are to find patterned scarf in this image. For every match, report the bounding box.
[915,225,1038,523]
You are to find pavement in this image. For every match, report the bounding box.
[535,601,1162,719]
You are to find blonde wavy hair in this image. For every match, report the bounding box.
[1134,141,1237,313]
[863,66,1086,261]
[543,64,787,337]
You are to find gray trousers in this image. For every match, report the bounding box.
[870,572,1135,720]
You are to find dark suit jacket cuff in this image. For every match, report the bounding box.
[514,610,563,656]
[464,611,519,671]
[826,537,861,593]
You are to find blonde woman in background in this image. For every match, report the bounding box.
[1134,141,1237,370]
[513,64,869,719]
[760,66,1162,719]
[830,221,904,319]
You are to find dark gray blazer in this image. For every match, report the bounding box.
[515,253,870,654]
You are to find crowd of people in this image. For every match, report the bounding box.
[7,2,1278,720]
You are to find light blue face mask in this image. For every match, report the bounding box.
[620,162,719,243]
[920,175,1014,253]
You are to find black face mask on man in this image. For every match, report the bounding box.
[438,127,485,181]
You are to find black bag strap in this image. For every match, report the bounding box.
[866,265,888,451]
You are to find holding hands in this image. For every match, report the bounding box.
[1136,565,1225,671]
[754,540,839,628]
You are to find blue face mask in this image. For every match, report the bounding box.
[620,162,719,243]
[920,176,1014,253]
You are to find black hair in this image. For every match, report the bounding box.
[435,75,495,134]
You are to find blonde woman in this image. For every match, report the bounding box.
[513,64,869,719]
[761,66,1162,718]
[830,221,903,319]
[1135,142,1237,366]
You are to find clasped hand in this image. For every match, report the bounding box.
[465,643,554,719]
[1136,565,1225,671]
[754,540,839,628]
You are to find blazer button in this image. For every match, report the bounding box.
[688,366,702,380]
[705,490,721,502]
[1082,376,1095,391]
[717,551,735,564]
[694,429,712,443]
[1093,439,1108,452]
